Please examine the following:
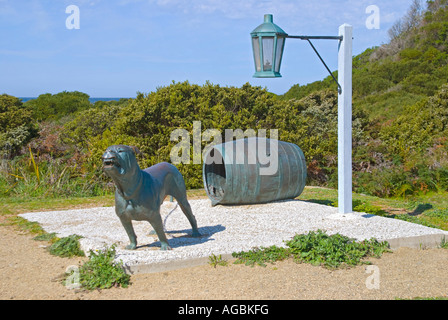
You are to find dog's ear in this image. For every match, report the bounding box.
[130,146,142,156]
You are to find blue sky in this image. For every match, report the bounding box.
[0,0,415,97]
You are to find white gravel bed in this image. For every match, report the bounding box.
[20,199,448,272]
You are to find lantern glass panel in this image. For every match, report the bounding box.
[262,36,274,71]
[252,37,261,72]
[274,37,284,73]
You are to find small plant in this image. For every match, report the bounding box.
[440,237,448,249]
[71,245,131,290]
[232,230,390,269]
[33,232,58,242]
[49,235,85,258]
[208,253,228,268]
[232,245,290,267]
[286,230,390,269]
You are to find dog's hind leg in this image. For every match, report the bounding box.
[177,197,201,237]
[165,170,201,238]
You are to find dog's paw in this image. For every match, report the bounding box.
[125,243,137,250]
[160,243,172,251]
[191,230,202,238]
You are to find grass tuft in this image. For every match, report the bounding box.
[49,235,85,258]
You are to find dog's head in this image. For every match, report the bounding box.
[102,145,141,178]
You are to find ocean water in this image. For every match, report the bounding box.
[19,97,130,103]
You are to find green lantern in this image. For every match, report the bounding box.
[250,14,288,78]
[249,13,354,214]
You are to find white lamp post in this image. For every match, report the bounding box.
[337,24,353,214]
[251,14,353,214]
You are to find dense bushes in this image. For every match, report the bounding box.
[0,96,125,198]
[25,91,91,121]
[55,83,366,190]
[1,81,448,198]
[279,1,448,197]
[0,94,37,158]
[62,82,287,190]
[1,1,448,199]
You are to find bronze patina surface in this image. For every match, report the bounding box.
[102,145,200,250]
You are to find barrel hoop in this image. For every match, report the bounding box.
[274,141,286,200]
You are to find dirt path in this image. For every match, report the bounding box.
[1,225,448,300]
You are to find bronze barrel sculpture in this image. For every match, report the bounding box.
[203,137,307,206]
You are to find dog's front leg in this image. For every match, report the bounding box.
[120,217,137,250]
[149,214,172,250]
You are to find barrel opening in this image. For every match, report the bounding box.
[204,148,226,201]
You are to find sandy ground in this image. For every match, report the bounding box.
[1,224,448,301]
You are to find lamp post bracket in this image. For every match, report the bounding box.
[287,35,343,40]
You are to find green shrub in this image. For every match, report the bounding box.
[25,91,91,121]
[0,125,35,159]
[286,230,390,269]
[75,245,130,290]
[0,94,37,158]
[60,103,124,149]
[232,230,390,269]
[400,48,423,60]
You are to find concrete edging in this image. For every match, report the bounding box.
[384,233,447,250]
[124,233,448,274]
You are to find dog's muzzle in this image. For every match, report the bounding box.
[102,151,120,169]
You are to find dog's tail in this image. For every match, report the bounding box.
[163,202,178,232]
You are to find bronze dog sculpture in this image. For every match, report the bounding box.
[102,145,201,250]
